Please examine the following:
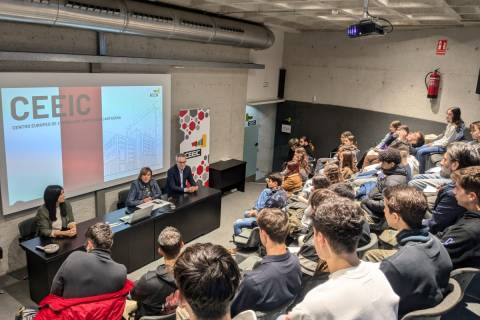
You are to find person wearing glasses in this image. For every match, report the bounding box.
[166,153,198,196]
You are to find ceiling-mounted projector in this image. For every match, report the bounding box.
[347,19,386,38]
[347,0,393,38]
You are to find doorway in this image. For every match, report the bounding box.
[243,106,259,180]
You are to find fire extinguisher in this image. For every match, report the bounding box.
[425,69,441,99]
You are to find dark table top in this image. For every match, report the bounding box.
[20,187,221,262]
[209,159,246,171]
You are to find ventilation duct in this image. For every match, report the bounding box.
[0,0,274,49]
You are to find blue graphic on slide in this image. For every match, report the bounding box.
[1,88,64,205]
[102,86,163,182]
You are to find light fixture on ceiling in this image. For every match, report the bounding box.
[347,0,393,38]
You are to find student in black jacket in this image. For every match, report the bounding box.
[361,148,408,222]
[378,186,452,318]
[439,166,480,269]
[129,227,183,319]
[166,153,198,196]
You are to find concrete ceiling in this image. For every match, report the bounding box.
[148,0,480,31]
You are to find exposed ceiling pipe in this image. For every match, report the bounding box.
[0,0,275,49]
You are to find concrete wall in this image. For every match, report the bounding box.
[0,21,249,275]
[247,28,284,102]
[284,27,480,124]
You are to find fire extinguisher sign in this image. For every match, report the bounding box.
[436,39,448,55]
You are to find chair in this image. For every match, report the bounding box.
[400,278,462,320]
[157,178,167,194]
[233,310,257,320]
[117,189,130,209]
[139,314,176,320]
[18,217,38,242]
[356,233,378,258]
[450,267,480,301]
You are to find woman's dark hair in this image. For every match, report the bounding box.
[448,107,464,129]
[138,167,153,181]
[44,185,66,222]
[340,150,356,171]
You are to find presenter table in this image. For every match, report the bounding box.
[20,187,221,303]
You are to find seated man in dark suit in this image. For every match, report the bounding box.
[166,153,198,196]
[50,222,127,298]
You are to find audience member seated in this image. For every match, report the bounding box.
[328,183,372,246]
[287,137,300,162]
[323,163,343,184]
[407,130,426,149]
[293,147,311,181]
[422,143,480,234]
[233,173,287,235]
[231,208,302,316]
[361,148,408,223]
[282,161,304,195]
[299,135,315,159]
[297,174,330,204]
[126,166,162,211]
[127,227,183,319]
[174,243,241,320]
[376,120,403,151]
[416,107,465,174]
[20,223,130,320]
[36,185,76,238]
[409,142,479,191]
[364,186,452,318]
[50,222,127,298]
[298,189,371,277]
[439,166,480,269]
[316,131,356,173]
[166,153,198,196]
[389,125,411,152]
[469,121,480,145]
[283,198,399,320]
[362,120,401,169]
[339,149,358,180]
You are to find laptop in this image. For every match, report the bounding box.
[120,205,154,224]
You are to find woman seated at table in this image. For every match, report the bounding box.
[126,167,162,210]
[36,185,76,238]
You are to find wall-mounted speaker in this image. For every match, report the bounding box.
[278,68,286,99]
[476,68,480,94]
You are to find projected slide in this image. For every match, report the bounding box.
[1,85,164,209]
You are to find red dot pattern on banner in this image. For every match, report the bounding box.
[179,109,210,185]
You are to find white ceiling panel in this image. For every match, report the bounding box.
[147,0,480,31]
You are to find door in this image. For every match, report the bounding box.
[243,125,259,178]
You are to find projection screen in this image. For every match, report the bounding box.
[0,73,171,215]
